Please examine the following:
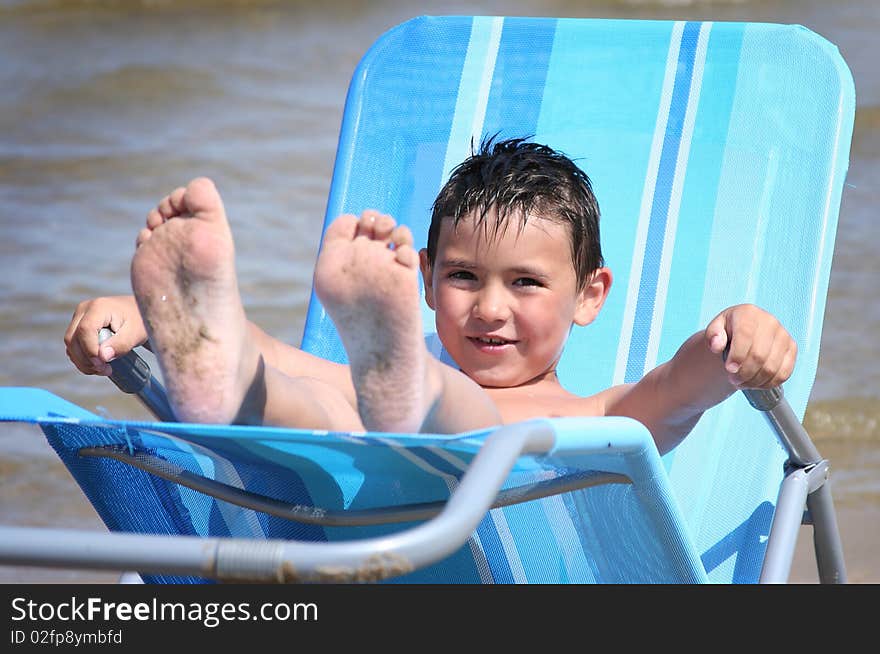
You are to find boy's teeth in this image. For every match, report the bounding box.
[478,337,507,344]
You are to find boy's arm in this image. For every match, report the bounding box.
[596,334,734,455]
[598,304,797,455]
[65,294,357,405]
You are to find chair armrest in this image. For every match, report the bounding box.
[0,420,556,581]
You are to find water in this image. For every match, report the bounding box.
[0,0,877,582]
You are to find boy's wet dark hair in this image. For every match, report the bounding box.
[427,136,603,289]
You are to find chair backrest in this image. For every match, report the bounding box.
[301,16,855,582]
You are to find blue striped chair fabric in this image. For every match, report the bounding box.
[0,16,854,583]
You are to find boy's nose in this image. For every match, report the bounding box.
[472,285,511,323]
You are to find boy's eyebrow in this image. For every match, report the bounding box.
[437,258,477,270]
[509,266,551,280]
[438,258,551,280]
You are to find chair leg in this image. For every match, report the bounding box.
[761,460,847,584]
[807,483,847,583]
[760,467,811,583]
[746,389,847,584]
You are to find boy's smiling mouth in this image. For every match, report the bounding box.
[468,334,518,350]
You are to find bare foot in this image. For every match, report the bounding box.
[314,211,436,433]
[130,178,259,423]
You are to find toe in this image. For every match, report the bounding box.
[169,186,188,213]
[390,224,414,250]
[373,213,397,241]
[324,213,360,243]
[394,243,419,269]
[158,187,186,219]
[182,177,225,219]
[146,209,164,229]
[355,210,382,239]
[136,227,152,248]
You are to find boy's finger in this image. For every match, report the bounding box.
[64,337,85,371]
[724,332,751,375]
[724,308,764,375]
[99,342,116,363]
[66,339,99,375]
[63,308,85,349]
[73,318,104,358]
[763,341,796,388]
[98,321,138,362]
[738,316,789,387]
[768,346,797,387]
[709,331,728,354]
[90,357,112,376]
[734,320,776,383]
[704,314,729,354]
[72,308,130,360]
[737,343,776,388]
[750,339,788,388]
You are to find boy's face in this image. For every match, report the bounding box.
[420,209,610,388]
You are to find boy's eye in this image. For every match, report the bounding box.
[449,270,477,281]
[514,277,542,287]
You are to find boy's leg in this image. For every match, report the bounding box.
[314,211,501,434]
[257,370,364,431]
[130,177,361,430]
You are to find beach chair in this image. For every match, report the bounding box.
[0,15,854,583]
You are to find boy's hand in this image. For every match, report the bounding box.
[64,295,147,376]
[705,304,797,389]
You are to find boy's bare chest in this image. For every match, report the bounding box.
[485,386,604,424]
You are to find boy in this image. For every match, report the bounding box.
[64,138,796,455]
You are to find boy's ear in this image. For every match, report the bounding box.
[419,249,436,309]
[573,267,612,326]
